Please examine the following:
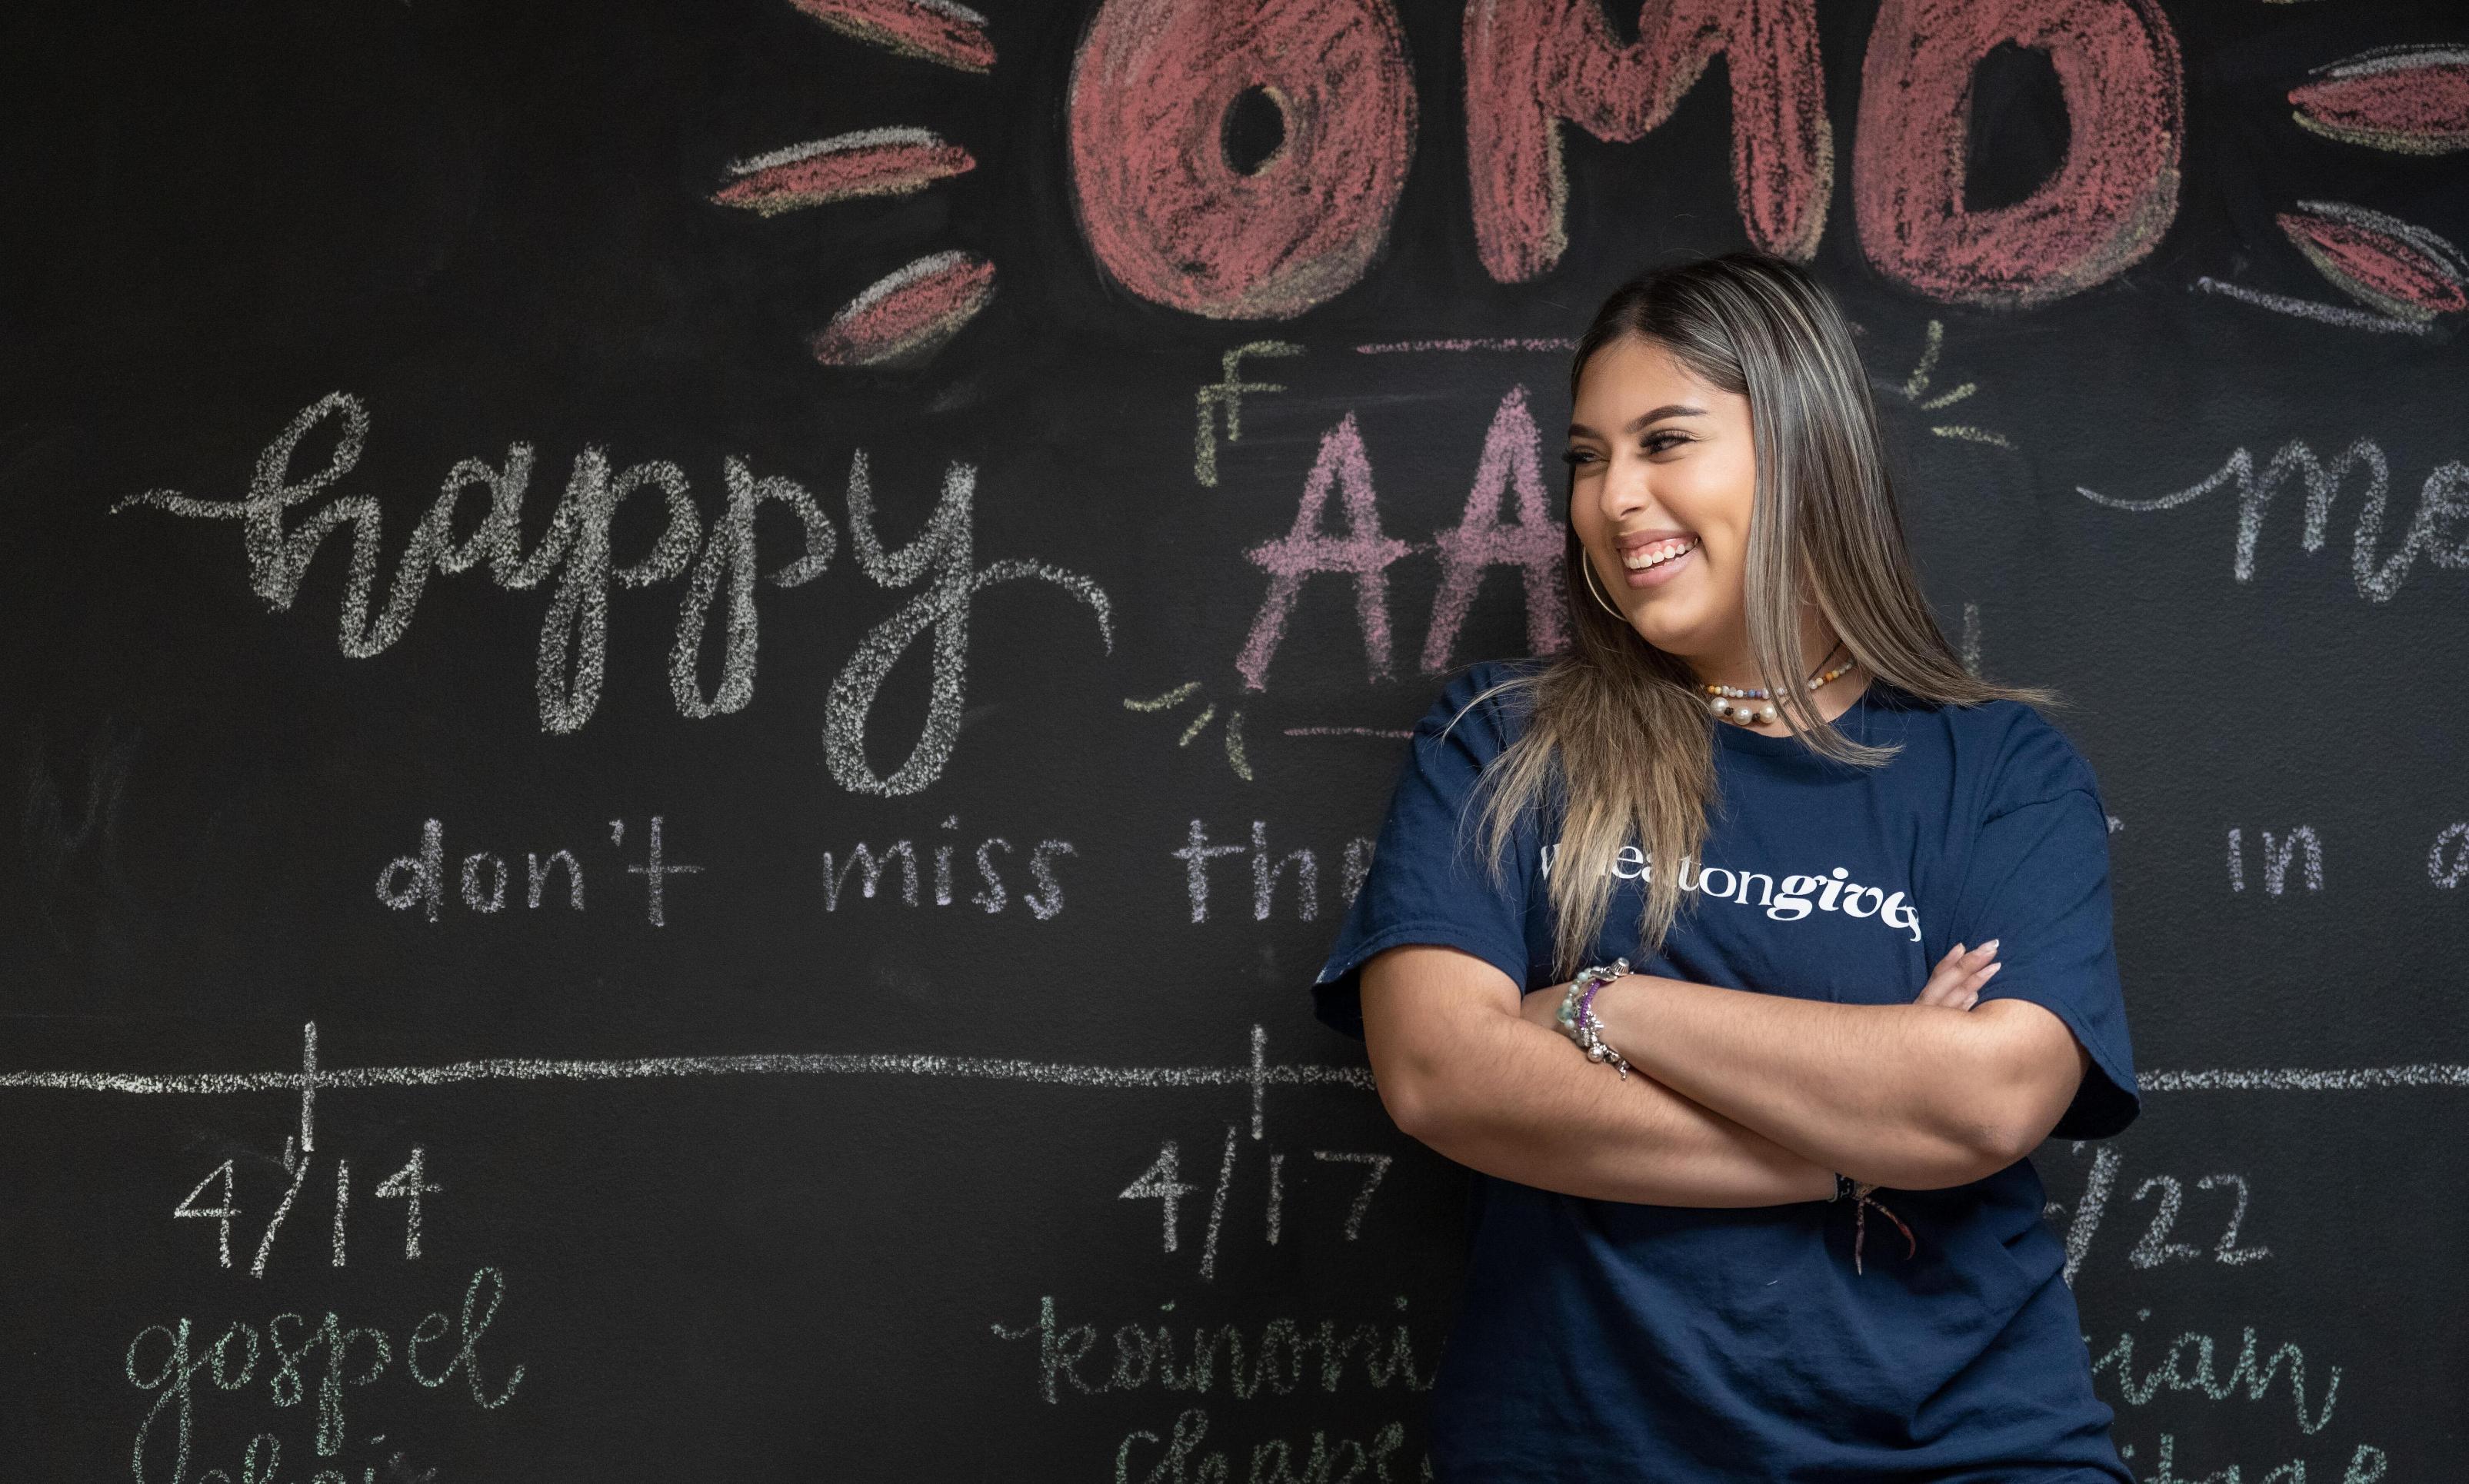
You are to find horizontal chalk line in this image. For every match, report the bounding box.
[2139,1065,2469,1092]
[0,1059,2460,1096]
[0,1052,1378,1096]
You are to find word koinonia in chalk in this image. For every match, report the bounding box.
[376,816,701,926]
[991,1293,1435,1408]
[1172,820,1377,923]
[1112,1406,1420,1484]
[2077,437,2469,603]
[124,1266,524,1484]
[823,816,1073,917]
[115,393,1114,795]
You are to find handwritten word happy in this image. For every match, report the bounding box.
[116,393,1114,796]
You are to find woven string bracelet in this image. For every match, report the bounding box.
[1831,1173,1918,1274]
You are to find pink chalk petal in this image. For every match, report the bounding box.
[788,0,995,72]
[810,251,997,367]
[715,131,975,215]
[2279,202,2467,321]
[2291,46,2469,155]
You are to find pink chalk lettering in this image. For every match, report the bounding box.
[1422,387,1568,672]
[1463,0,1831,283]
[1237,414,1413,691]
[1855,0,2181,308]
[1067,0,1417,318]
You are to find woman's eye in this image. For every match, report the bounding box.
[1642,431,1690,454]
[1560,448,1599,467]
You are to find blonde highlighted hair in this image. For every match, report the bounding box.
[1453,252,2051,977]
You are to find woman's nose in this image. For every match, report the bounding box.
[1597,454,1656,519]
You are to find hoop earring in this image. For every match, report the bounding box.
[1579,554,1628,621]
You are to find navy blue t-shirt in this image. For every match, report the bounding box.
[1312,658,2141,1482]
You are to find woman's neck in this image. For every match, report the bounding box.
[1680,616,1868,729]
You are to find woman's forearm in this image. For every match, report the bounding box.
[1586,973,2014,1189]
[1382,997,1837,1207]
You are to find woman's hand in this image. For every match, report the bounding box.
[1519,982,1570,1032]
[1914,940,2001,1010]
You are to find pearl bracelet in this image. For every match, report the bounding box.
[1554,958,1634,1079]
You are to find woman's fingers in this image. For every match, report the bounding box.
[1915,940,2001,1007]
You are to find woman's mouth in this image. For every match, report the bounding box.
[1617,535,1698,587]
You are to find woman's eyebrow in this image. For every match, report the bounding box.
[1566,404,1706,440]
[1622,404,1708,432]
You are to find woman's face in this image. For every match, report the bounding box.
[1564,334,1757,664]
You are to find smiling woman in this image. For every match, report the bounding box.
[1308,252,2142,1482]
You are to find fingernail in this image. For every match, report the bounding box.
[1979,939,2000,953]
[1982,962,2004,978]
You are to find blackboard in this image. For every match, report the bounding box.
[2,0,2463,1477]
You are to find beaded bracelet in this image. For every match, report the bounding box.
[1553,958,1634,1079]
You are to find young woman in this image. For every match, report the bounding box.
[1311,252,2140,1480]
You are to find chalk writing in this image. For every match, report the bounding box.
[821,818,1074,917]
[2227,826,2324,895]
[2091,1308,2344,1435]
[1112,1406,1421,1484]
[175,1142,441,1276]
[2077,437,2469,602]
[2052,1143,2271,1283]
[1122,1132,1396,1277]
[990,1293,1435,1406]
[2121,1432,2387,1484]
[116,395,1115,795]
[1238,414,1414,690]
[1172,821,1377,924]
[1067,0,1415,318]
[375,817,694,923]
[1421,387,1566,669]
[1195,342,1303,487]
[1464,0,1829,279]
[2427,821,2469,887]
[1238,392,1571,692]
[124,1266,522,1483]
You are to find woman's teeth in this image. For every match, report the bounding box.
[1621,537,1698,571]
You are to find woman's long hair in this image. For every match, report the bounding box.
[1458,251,2051,977]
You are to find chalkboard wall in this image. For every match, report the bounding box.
[3,0,2463,1477]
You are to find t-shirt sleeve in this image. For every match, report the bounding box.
[1309,668,1538,1040]
[1951,723,2141,1140]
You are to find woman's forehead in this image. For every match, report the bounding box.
[1572,338,1741,424]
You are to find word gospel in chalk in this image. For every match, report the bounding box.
[115,394,1115,796]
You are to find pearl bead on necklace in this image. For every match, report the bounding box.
[1701,649,1856,727]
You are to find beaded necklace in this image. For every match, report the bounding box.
[1701,644,1856,727]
